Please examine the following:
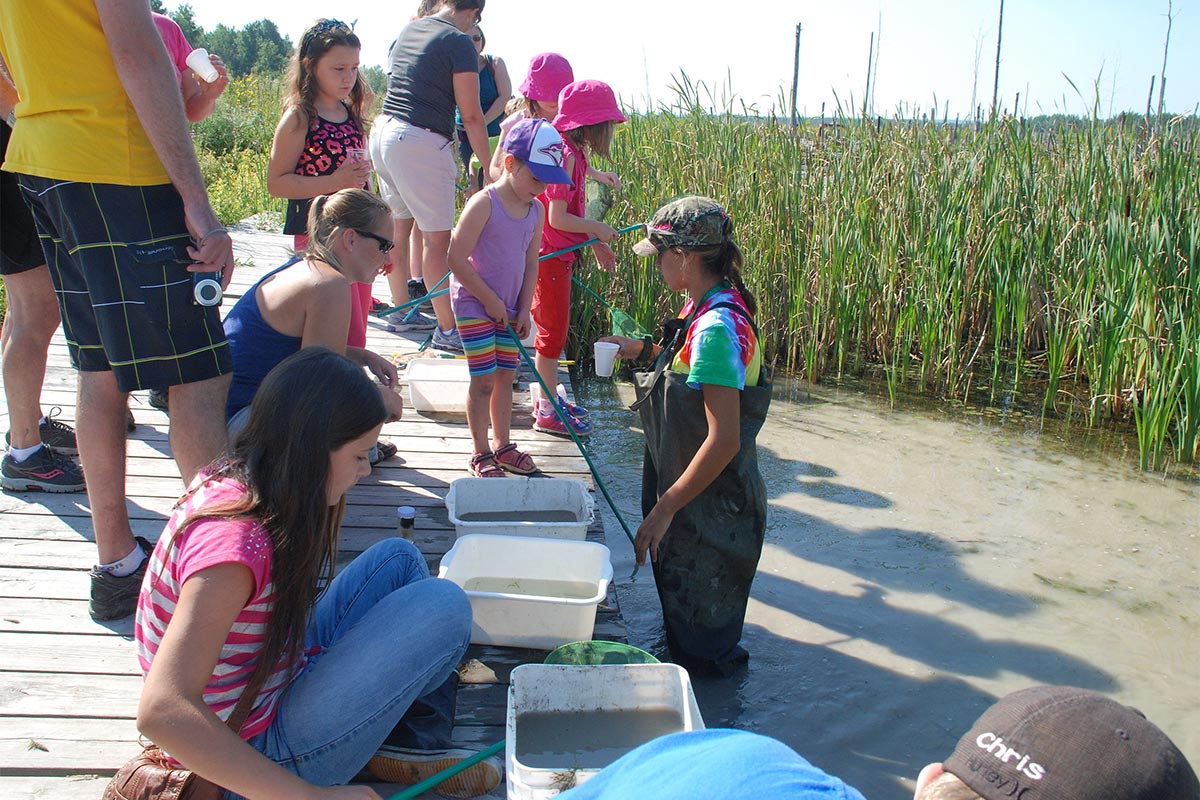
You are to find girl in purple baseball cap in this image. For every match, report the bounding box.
[448,118,573,476]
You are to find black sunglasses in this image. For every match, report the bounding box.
[355,229,394,254]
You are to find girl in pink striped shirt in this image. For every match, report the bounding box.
[133,347,500,799]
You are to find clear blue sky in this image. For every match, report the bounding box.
[177,0,1198,118]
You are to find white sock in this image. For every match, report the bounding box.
[537,397,555,415]
[7,442,44,463]
[37,415,47,427]
[99,541,147,577]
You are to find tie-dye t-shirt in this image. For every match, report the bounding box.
[671,282,761,390]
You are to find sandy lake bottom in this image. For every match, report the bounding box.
[575,376,1198,799]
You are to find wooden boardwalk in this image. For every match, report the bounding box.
[0,225,626,798]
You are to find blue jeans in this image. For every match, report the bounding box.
[228,538,472,796]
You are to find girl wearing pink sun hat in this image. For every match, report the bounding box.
[528,78,626,438]
[488,52,574,182]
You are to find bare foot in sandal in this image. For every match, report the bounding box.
[493,443,537,475]
[469,451,506,477]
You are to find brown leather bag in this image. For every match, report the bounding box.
[103,669,265,800]
[101,745,223,800]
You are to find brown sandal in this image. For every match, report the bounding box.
[493,443,537,475]
[469,452,506,477]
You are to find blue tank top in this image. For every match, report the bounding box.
[223,260,303,421]
[455,56,502,137]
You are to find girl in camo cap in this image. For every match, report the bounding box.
[601,195,770,677]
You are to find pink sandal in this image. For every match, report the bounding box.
[468,452,506,478]
[493,443,537,475]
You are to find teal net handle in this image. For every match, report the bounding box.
[506,323,638,551]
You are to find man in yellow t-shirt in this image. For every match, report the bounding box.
[0,0,237,621]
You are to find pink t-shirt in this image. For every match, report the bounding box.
[538,137,588,263]
[136,476,299,746]
[152,13,192,82]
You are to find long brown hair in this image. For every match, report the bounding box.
[690,239,758,316]
[565,120,615,159]
[161,348,387,695]
[284,19,370,135]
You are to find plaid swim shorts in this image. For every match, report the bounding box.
[18,175,231,392]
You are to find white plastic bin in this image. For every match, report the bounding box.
[438,534,612,649]
[406,357,470,413]
[506,664,704,800]
[445,477,594,541]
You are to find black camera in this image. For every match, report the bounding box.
[192,270,223,306]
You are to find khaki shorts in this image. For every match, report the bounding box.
[369,114,459,232]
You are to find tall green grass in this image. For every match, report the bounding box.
[194,73,1198,472]
[576,88,1198,472]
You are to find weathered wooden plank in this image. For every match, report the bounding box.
[0,567,91,599]
[0,672,141,717]
[0,599,134,636]
[0,719,506,776]
[0,674,510,738]
[0,775,110,799]
[0,633,137,675]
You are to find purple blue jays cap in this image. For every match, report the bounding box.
[632,196,734,257]
[943,686,1199,800]
[502,118,573,185]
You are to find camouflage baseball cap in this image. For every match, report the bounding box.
[632,196,734,257]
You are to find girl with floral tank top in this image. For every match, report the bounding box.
[268,19,377,349]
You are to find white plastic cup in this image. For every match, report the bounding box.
[593,341,620,377]
[186,48,219,83]
[347,147,367,162]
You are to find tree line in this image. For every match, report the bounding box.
[154,1,292,77]
[154,2,388,95]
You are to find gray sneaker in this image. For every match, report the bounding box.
[5,407,78,455]
[1,445,86,492]
[386,308,438,332]
[407,278,429,302]
[89,536,153,621]
[430,326,465,354]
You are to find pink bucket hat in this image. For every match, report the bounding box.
[551,79,627,131]
[518,53,573,102]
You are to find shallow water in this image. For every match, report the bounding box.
[456,510,581,523]
[575,375,1199,800]
[462,577,598,599]
[516,707,686,769]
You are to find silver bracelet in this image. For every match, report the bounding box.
[200,226,228,241]
[5,110,15,128]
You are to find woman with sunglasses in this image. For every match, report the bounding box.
[223,189,405,451]
[599,196,771,677]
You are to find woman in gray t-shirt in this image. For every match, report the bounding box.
[369,0,490,350]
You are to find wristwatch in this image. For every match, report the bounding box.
[638,335,654,364]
